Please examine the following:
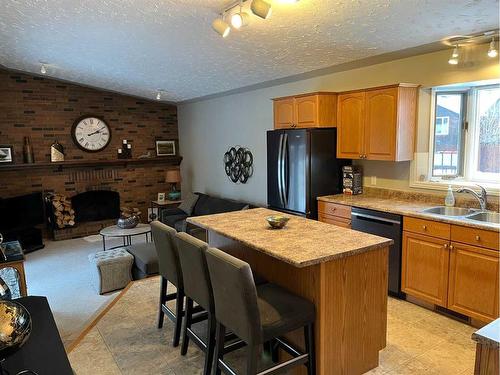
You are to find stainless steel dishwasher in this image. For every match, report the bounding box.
[351,207,403,297]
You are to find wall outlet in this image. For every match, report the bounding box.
[371,176,377,185]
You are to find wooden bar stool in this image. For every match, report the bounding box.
[206,247,316,375]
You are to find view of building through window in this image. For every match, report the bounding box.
[431,84,500,183]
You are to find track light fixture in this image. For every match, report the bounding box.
[40,63,47,74]
[448,45,459,65]
[251,0,272,19]
[156,90,162,100]
[212,16,231,38]
[231,2,249,29]
[488,37,498,58]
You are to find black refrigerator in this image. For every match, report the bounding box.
[267,128,349,219]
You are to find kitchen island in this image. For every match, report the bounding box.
[188,208,393,375]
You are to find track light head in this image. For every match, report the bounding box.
[156,91,161,100]
[251,0,272,19]
[448,46,459,65]
[488,37,498,58]
[212,18,231,38]
[231,12,249,29]
[40,63,47,74]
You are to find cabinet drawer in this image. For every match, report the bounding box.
[318,201,351,219]
[451,225,499,251]
[404,217,450,240]
[318,213,351,228]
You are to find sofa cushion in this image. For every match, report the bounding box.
[178,193,199,215]
[126,242,158,276]
[193,193,248,216]
[160,208,188,228]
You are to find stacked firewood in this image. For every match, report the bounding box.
[52,194,76,228]
[120,207,142,218]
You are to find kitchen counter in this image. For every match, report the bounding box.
[188,207,393,267]
[188,207,390,374]
[472,318,500,348]
[318,194,500,231]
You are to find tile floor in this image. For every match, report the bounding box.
[68,277,477,374]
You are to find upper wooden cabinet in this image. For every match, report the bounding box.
[272,93,337,129]
[337,84,419,161]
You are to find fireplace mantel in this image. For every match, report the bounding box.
[0,156,182,172]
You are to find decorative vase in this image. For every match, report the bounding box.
[117,215,139,229]
[0,300,32,358]
[50,140,65,162]
[23,137,34,164]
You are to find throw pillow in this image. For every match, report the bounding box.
[178,193,199,215]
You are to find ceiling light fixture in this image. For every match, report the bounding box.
[231,1,249,29]
[40,63,47,74]
[212,16,231,38]
[156,90,162,100]
[448,45,459,65]
[251,0,272,19]
[488,37,498,58]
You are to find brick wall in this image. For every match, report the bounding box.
[0,69,179,239]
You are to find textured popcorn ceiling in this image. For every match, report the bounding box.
[0,0,498,102]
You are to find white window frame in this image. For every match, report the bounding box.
[410,81,500,195]
[435,116,450,136]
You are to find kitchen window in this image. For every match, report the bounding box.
[428,83,500,184]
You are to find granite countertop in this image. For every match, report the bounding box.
[187,207,393,268]
[472,318,500,348]
[318,194,500,232]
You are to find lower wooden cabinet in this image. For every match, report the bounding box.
[317,201,352,228]
[447,242,499,322]
[401,231,449,307]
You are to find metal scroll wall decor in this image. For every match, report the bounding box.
[223,146,254,184]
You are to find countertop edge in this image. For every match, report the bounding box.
[318,196,500,232]
[187,217,393,268]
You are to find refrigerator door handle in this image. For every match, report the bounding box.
[277,134,284,206]
[282,133,288,206]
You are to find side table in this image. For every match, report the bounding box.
[149,200,183,222]
[0,241,27,297]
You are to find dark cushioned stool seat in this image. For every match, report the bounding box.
[257,283,315,341]
[126,242,159,280]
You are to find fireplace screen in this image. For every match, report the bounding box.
[71,190,120,223]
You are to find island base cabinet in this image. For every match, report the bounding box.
[208,230,388,375]
[448,243,499,322]
[401,231,449,307]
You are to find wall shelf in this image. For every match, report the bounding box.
[0,156,182,172]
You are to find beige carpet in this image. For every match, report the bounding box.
[24,236,133,346]
[68,276,478,375]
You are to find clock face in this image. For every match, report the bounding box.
[71,116,111,152]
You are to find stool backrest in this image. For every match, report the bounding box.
[150,221,182,288]
[175,232,213,312]
[205,247,261,344]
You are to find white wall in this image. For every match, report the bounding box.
[178,44,499,206]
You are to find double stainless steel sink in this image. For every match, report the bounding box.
[420,206,500,225]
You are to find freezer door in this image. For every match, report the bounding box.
[283,129,308,215]
[267,130,285,210]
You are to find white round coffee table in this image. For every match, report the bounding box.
[99,223,152,250]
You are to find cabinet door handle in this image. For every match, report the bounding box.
[444,243,449,249]
[475,235,480,241]
[422,225,427,230]
[449,244,454,251]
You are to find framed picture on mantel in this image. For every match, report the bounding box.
[156,140,176,156]
[0,146,13,163]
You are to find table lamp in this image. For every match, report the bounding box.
[165,169,181,200]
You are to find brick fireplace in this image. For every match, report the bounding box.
[0,68,180,240]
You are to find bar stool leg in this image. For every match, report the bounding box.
[246,344,260,375]
[213,322,226,375]
[181,297,193,355]
[157,277,167,329]
[304,323,316,375]
[173,289,184,347]
[203,314,216,375]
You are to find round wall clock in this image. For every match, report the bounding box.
[71,116,111,152]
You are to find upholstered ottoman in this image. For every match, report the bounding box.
[125,242,159,280]
[88,248,134,294]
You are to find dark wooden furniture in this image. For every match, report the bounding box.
[2,296,73,375]
[0,241,27,297]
